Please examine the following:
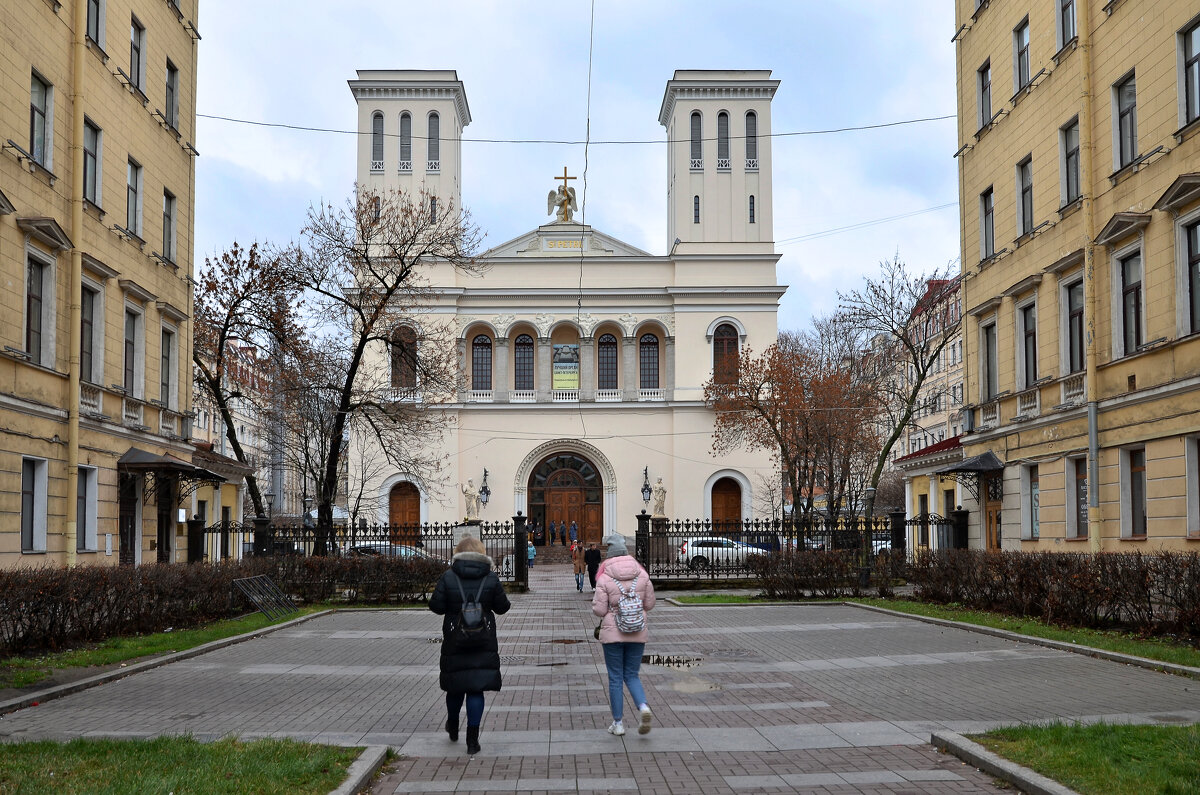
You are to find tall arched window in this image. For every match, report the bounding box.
[748,195,755,224]
[597,333,618,390]
[717,111,730,167]
[514,334,534,391]
[398,112,412,169]
[391,326,417,389]
[639,333,659,390]
[714,323,739,384]
[372,195,380,222]
[693,195,700,224]
[427,112,440,168]
[370,112,384,170]
[471,334,492,391]
[690,111,702,167]
[745,111,758,166]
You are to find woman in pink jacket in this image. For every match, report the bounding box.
[592,534,656,736]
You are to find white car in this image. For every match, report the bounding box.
[677,537,764,570]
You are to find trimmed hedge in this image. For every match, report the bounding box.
[0,556,447,656]
[747,550,906,599]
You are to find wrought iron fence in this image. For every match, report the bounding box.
[634,515,904,580]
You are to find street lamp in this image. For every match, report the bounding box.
[479,469,491,507]
[265,491,275,520]
[641,467,652,505]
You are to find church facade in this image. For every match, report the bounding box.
[346,69,785,542]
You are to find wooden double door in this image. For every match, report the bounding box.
[543,469,602,544]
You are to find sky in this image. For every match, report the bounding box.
[194,0,960,333]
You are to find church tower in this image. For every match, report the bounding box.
[659,70,779,253]
[348,70,471,214]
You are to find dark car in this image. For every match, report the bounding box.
[349,543,446,562]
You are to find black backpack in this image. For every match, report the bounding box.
[451,573,491,643]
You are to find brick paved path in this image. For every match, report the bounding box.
[3,564,1199,793]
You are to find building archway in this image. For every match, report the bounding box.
[711,477,742,527]
[389,481,421,542]
[527,453,604,544]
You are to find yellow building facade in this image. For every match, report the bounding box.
[1,0,201,566]
[955,0,1200,550]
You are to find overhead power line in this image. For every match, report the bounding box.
[777,202,958,246]
[195,112,956,145]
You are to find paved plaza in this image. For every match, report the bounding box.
[3,565,1200,793]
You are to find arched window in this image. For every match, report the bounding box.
[391,326,417,389]
[370,112,384,170]
[597,333,618,390]
[745,111,758,165]
[693,195,700,224]
[639,333,659,390]
[430,196,437,224]
[471,334,492,391]
[717,111,730,166]
[427,112,440,167]
[514,334,534,391]
[714,323,739,383]
[689,111,702,166]
[748,195,755,224]
[399,112,412,169]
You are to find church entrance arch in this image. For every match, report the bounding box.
[528,453,603,544]
[389,482,420,543]
[712,477,742,526]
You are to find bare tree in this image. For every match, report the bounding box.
[838,255,961,518]
[280,188,485,540]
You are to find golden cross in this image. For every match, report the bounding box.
[554,166,576,191]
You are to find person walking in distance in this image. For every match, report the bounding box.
[547,520,557,548]
[527,540,536,568]
[572,540,586,592]
[568,520,578,545]
[584,542,602,589]
[429,535,511,755]
[592,534,655,736]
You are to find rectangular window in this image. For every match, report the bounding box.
[1120,251,1143,354]
[81,285,97,383]
[745,112,757,161]
[26,257,46,365]
[1067,280,1084,372]
[1128,448,1147,537]
[693,195,700,224]
[86,0,102,43]
[1017,156,1034,234]
[978,61,992,127]
[126,158,141,235]
[1184,20,1200,125]
[30,72,50,166]
[982,321,998,401]
[748,194,755,224]
[1071,457,1089,538]
[1014,20,1031,90]
[162,190,175,261]
[1059,0,1076,48]
[124,310,137,394]
[165,60,179,128]
[129,17,145,90]
[77,467,97,552]
[1116,74,1138,167]
[160,327,174,408]
[980,187,995,259]
[83,120,100,205]
[22,458,37,552]
[1062,119,1080,204]
[1188,220,1200,333]
[1189,438,1200,538]
[1020,303,1037,386]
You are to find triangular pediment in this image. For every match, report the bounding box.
[1095,211,1151,246]
[483,222,653,259]
[0,188,15,215]
[1152,172,1200,212]
[16,216,72,250]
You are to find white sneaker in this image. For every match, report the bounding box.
[638,706,652,734]
[607,721,625,736]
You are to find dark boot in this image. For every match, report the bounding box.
[446,715,459,742]
[466,725,481,754]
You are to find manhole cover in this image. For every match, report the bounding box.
[642,654,702,669]
[545,638,585,645]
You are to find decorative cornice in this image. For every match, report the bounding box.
[513,438,618,494]
[348,74,471,128]
[659,75,780,127]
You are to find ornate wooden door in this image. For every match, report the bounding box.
[118,473,138,566]
[389,482,420,542]
[983,472,1003,551]
[712,477,742,528]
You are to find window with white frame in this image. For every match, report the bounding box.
[162,190,176,262]
[716,111,730,168]
[370,111,384,170]
[86,0,104,45]
[83,119,101,205]
[980,187,995,259]
[978,61,992,128]
[21,457,48,552]
[123,305,144,397]
[1187,437,1200,537]
[693,195,700,224]
[1116,247,1144,356]
[1018,301,1037,388]
[1057,0,1076,50]
[745,111,757,167]
[1014,19,1031,91]
[81,282,101,383]
[1184,215,1200,334]
[398,112,411,169]
[1021,464,1040,539]
[1017,156,1034,235]
[981,319,998,401]
[1114,73,1138,168]
[126,158,142,236]
[1122,447,1148,537]
[30,71,51,168]
[1182,18,1200,126]
[26,252,51,366]
[78,466,98,552]
[165,60,179,129]
[748,195,755,224]
[129,16,145,91]
[690,111,702,168]
[427,112,440,169]
[160,325,176,409]
[1060,118,1080,205]
[1064,278,1085,373]
[1067,456,1088,538]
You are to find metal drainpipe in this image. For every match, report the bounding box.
[1079,0,1102,552]
[66,0,88,566]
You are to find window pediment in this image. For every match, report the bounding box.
[1152,173,1200,213]
[1095,211,1151,246]
[17,216,72,250]
[0,188,15,214]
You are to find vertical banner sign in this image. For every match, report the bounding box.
[552,344,580,389]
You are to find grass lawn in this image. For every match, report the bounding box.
[972,722,1200,795]
[0,736,360,795]
[671,593,760,604]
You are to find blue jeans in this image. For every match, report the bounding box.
[446,691,485,727]
[602,642,646,722]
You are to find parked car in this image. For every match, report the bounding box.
[677,537,764,570]
[349,543,446,562]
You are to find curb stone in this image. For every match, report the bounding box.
[932,730,1081,795]
[0,609,334,716]
[329,745,389,795]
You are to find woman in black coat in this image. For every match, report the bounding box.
[429,535,511,755]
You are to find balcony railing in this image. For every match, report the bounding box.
[979,400,999,427]
[553,389,579,402]
[398,160,412,173]
[690,158,703,170]
[509,390,535,403]
[426,160,440,172]
[1062,372,1085,404]
[467,389,493,403]
[80,383,102,413]
[716,157,731,170]
[370,159,383,172]
[745,158,759,170]
[1015,388,1040,419]
[123,397,143,426]
[595,389,622,402]
[639,388,665,402]
[160,409,179,436]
